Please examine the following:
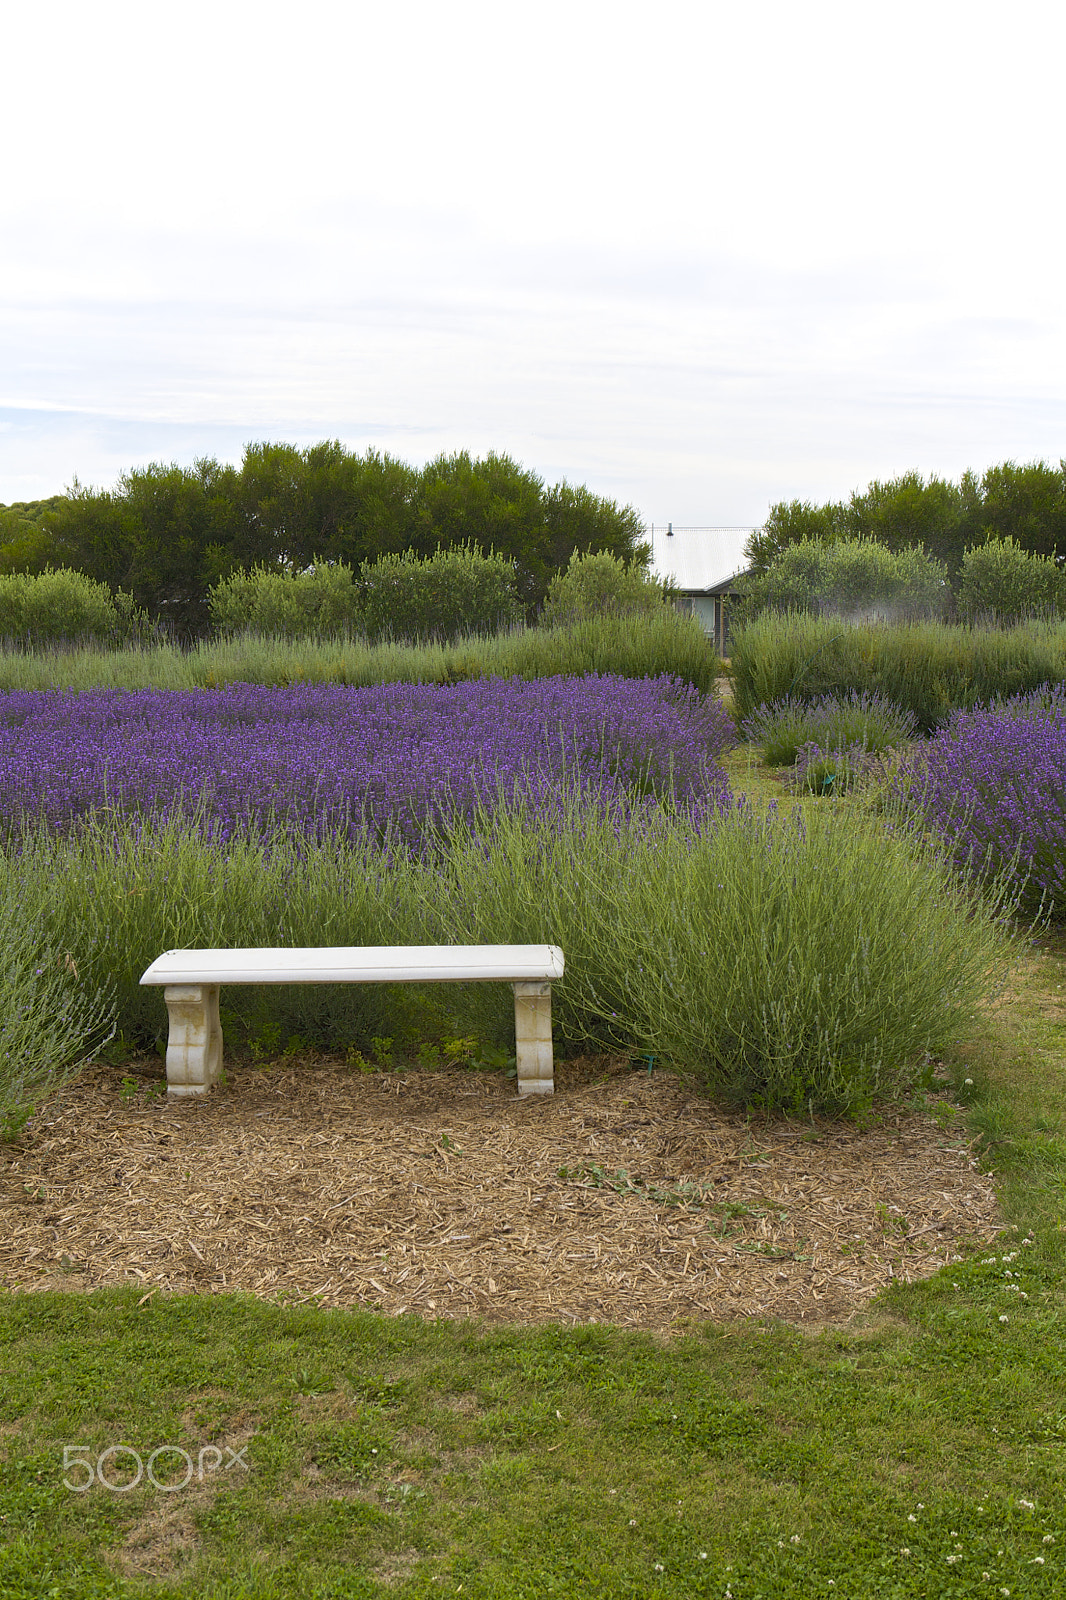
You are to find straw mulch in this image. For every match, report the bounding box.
[0,1055,1002,1330]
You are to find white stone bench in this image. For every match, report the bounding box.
[139,944,565,1099]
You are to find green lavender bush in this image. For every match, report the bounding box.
[729,611,1063,732]
[0,847,115,1136]
[16,786,1012,1116]
[0,607,719,694]
[740,690,918,768]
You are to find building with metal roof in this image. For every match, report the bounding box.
[647,525,755,653]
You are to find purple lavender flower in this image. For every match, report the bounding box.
[895,686,1066,917]
[0,674,735,847]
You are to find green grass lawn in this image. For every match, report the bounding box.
[2,762,1066,1597]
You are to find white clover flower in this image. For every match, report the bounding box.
[999,1314,1009,1323]
[908,1514,918,1523]
[1044,1534,1055,1544]
[1031,1556,1045,1565]
[1017,1498,1035,1509]
[654,1562,663,1572]
[790,1534,801,1544]
[899,1547,911,1556]
[699,1552,707,1560]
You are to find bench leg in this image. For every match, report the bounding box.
[512,981,554,1096]
[163,983,223,1096]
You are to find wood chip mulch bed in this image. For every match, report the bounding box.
[0,1054,1003,1330]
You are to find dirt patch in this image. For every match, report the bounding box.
[0,1056,1002,1330]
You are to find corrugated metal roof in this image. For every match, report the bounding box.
[647,526,754,594]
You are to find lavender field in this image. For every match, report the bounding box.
[0,674,736,845]
[898,687,1066,918]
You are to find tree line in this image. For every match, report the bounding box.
[0,445,646,636]
[748,459,1066,577]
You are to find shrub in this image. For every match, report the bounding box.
[0,607,721,695]
[729,612,1062,732]
[733,537,948,623]
[790,742,881,797]
[208,562,360,638]
[424,795,1014,1114]
[741,690,917,768]
[0,568,148,648]
[895,688,1066,919]
[357,545,523,644]
[957,536,1065,624]
[23,786,1011,1116]
[539,550,667,628]
[0,848,115,1137]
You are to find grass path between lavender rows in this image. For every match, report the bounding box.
[2,762,1066,1598]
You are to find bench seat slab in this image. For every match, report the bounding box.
[141,944,564,987]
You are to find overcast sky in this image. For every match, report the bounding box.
[2,0,1063,526]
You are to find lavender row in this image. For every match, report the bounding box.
[896,686,1066,917]
[0,674,736,844]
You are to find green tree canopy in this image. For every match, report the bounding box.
[31,444,645,634]
[748,460,1066,581]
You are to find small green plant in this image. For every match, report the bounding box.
[563,1162,719,1209]
[248,1021,283,1061]
[371,1036,395,1071]
[442,1035,478,1066]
